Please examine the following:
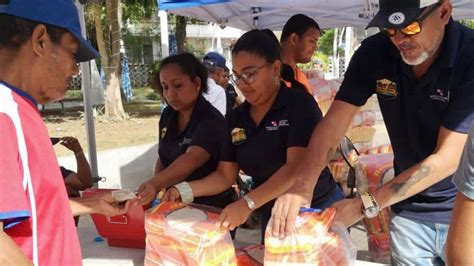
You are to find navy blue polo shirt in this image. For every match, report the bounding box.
[159,94,236,208]
[335,19,474,223]
[221,84,337,215]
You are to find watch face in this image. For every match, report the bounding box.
[365,206,379,219]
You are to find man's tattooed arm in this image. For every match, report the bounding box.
[390,165,432,197]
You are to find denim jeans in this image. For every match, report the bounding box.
[390,213,449,266]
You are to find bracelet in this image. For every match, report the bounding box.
[243,195,256,211]
[173,182,194,204]
[75,151,84,157]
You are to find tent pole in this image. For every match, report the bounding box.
[76,1,99,185]
[344,27,354,71]
[159,10,169,58]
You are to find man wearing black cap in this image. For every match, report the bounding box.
[272,0,474,264]
[203,51,227,116]
[0,0,131,265]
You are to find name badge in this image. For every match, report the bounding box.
[231,128,246,145]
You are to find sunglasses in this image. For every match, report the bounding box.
[380,2,441,37]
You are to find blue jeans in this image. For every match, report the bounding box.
[390,213,449,266]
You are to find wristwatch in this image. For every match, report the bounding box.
[360,192,380,219]
[242,195,256,211]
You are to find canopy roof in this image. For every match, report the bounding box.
[158,0,474,30]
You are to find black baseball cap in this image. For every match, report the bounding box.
[367,0,440,29]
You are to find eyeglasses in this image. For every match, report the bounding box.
[230,63,271,84]
[380,2,441,37]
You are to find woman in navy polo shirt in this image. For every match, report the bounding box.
[136,53,236,209]
[164,31,343,237]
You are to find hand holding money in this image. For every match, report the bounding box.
[70,191,134,217]
[95,191,134,216]
[111,189,138,203]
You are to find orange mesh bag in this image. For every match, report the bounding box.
[355,153,395,262]
[144,202,237,266]
[264,208,356,266]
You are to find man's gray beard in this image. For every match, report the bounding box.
[401,50,430,65]
[401,28,443,66]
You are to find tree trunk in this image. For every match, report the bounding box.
[93,3,108,68]
[175,15,187,53]
[104,0,126,120]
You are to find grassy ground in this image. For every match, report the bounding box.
[44,87,162,156]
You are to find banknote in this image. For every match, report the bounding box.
[111,189,137,202]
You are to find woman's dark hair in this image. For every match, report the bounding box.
[232,29,280,63]
[151,52,209,97]
[280,14,320,42]
[261,29,280,45]
[0,14,68,50]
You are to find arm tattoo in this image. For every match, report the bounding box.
[390,165,432,197]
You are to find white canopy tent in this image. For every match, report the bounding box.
[157,0,474,75]
[158,0,474,30]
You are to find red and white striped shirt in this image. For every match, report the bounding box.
[0,81,81,265]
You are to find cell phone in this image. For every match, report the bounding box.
[50,137,61,145]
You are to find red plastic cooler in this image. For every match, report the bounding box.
[83,188,146,249]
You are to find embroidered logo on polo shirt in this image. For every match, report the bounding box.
[266,120,290,131]
[376,79,398,98]
[161,128,167,139]
[430,89,450,103]
[231,128,246,145]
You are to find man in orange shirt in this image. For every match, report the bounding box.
[280,14,320,95]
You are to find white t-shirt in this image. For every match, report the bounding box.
[204,78,227,116]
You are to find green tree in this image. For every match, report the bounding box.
[459,19,474,29]
[122,0,156,24]
[84,0,157,121]
[318,29,335,56]
[317,29,344,57]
